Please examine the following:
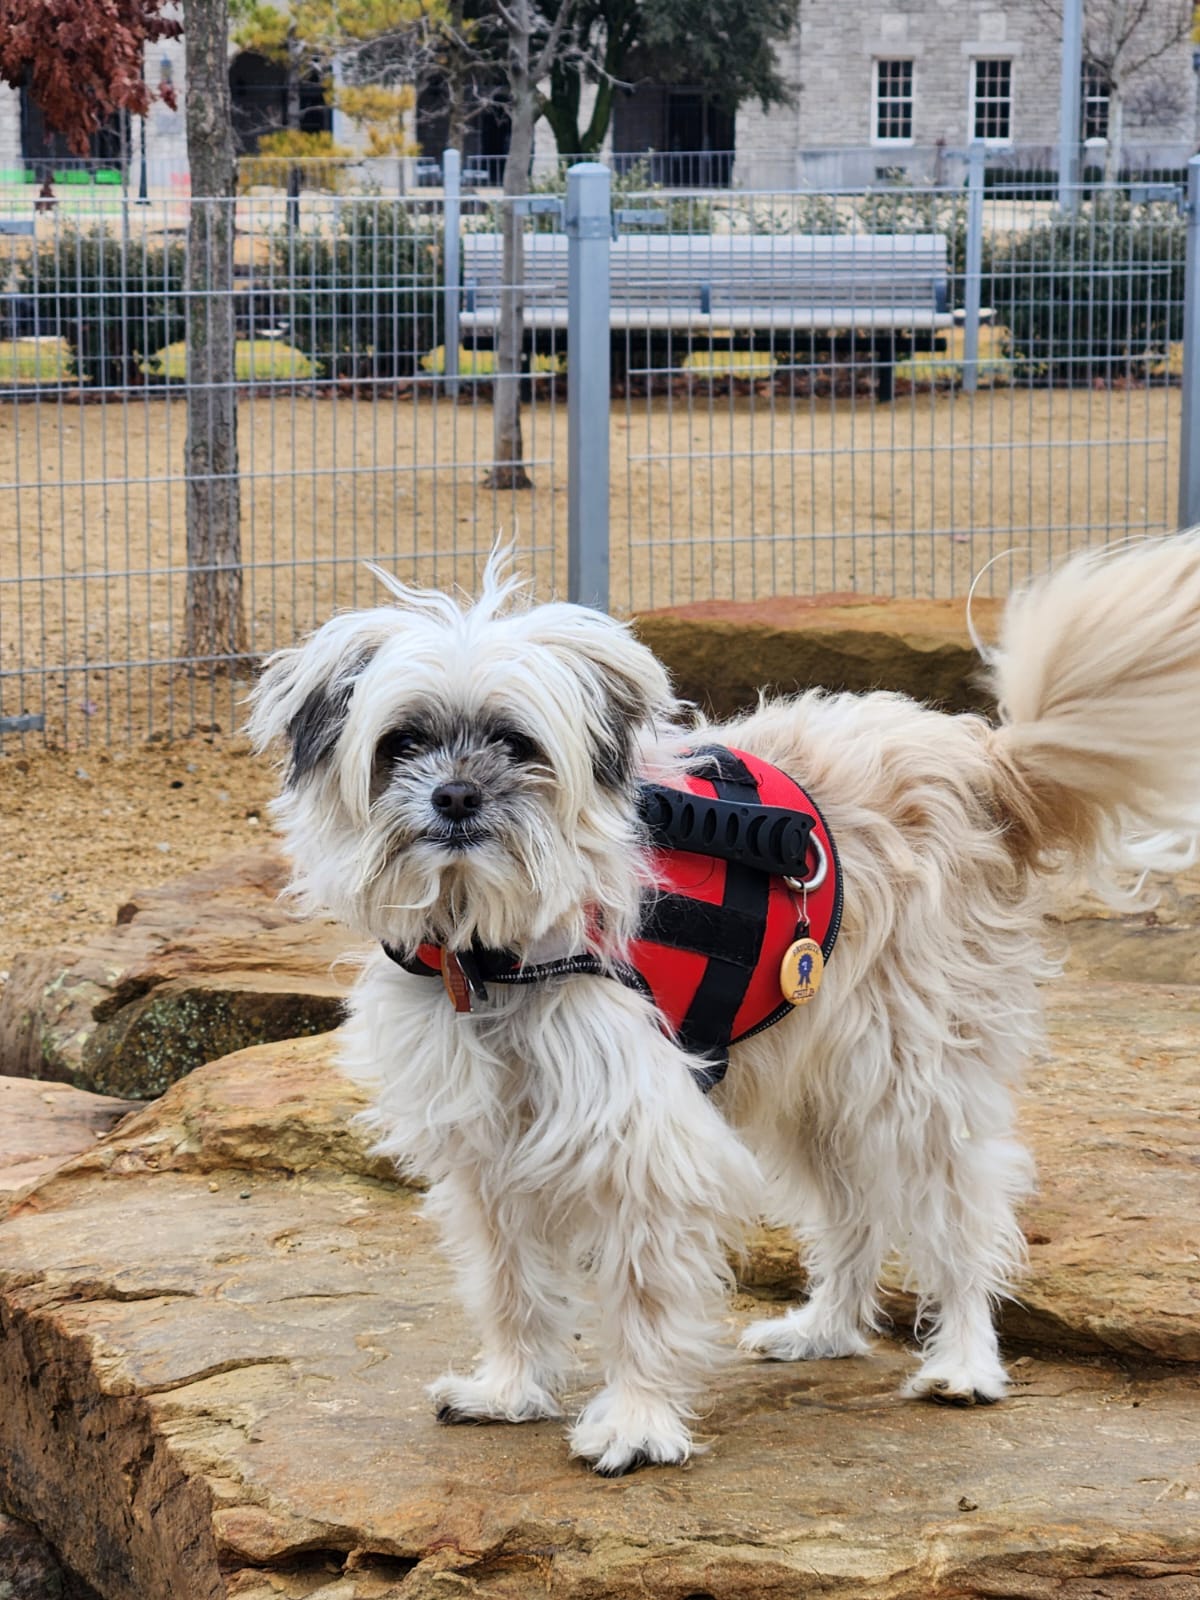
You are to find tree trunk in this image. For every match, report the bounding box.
[285,26,303,130]
[445,0,469,156]
[487,0,536,491]
[184,0,246,666]
[1104,87,1124,184]
[286,25,303,225]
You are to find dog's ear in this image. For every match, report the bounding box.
[525,606,677,790]
[248,610,398,785]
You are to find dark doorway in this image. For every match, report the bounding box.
[228,51,331,155]
[20,83,128,175]
[612,84,734,187]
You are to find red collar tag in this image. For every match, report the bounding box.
[440,950,475,1013]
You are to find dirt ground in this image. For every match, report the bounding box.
[0,733,275,972]
[0,384,1179,745]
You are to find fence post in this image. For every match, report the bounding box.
[1057,0,1083,214]
[565,162,611,610]
[442,148,461,400]
[962,140,985,396]
[1178,156,1200,529]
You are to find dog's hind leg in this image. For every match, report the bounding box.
[426,1167,572,1424]
[901,1130,1033,1406]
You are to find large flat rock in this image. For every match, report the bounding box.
[0,853,360,1098]
[2,980,1198,1600]
[0,1077,137,1204]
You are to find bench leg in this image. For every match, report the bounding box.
[875,358,894,403]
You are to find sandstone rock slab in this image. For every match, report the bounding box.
[0,853,360,1097]
[2,1005,1198,1600]
[4,1156,1199,1600]
[0,1076,137,1203]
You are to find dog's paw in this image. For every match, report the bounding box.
[567,1390,694,1476]
[904,1359,1009,1407]
[739,1308,871,1362]
[429,1371,562,1425]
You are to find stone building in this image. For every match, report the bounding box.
[2,1,1197,193]
[733,0,1199,187]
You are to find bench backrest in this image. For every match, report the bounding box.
[462,233,950,312]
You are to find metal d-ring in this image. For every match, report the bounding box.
[783,834,828,894]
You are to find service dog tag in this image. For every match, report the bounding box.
[780,936,823,1006]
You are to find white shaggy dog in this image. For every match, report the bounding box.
[250,538,1200,1476]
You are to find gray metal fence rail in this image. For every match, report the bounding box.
[2,153,1198,747]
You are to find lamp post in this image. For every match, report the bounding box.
[140,55,174,206]
[137,113,149,204]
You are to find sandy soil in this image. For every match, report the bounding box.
[0,384,1179,746]
[0,733,275,972]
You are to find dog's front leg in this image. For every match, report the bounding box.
[427,1166,572,1425]
[556,988,762,1476]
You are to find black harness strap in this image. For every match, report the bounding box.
[673,746,770,1089]
[638,892,762,970]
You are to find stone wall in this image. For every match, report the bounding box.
[737,0,1199,189]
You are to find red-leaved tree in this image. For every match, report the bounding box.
[0,0,181,153]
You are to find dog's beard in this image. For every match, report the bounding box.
[357,782,593,955]
[268,693,654,961]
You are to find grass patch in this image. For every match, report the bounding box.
[0,338,76,385]
[143,339,317,382]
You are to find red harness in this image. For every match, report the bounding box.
[384,745,842,1090]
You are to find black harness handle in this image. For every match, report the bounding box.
[637,782,820,884]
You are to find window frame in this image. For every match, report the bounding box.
[872,57,916,147]
[1081,61,1110,142]
[968,57,1014,147]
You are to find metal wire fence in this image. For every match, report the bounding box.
[0,155,1194,747]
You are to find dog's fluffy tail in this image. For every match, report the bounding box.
[987,532,1200,885]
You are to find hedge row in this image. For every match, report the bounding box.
[13,203,442,389]
[9,196,1187,390]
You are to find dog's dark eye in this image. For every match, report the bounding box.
[376,727,422,765]
[492,726,543,765]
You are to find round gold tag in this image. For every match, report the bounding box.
[780,937,824,1006]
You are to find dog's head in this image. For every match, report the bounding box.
[249,558,678,957]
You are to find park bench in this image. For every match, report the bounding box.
[458,232,953,399]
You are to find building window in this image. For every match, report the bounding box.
[970,58,1012,143]
[1082,62,1109,141]
[873,60,914,144]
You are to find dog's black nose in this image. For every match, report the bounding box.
[431,780,483,821]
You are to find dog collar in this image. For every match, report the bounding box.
[381,745,842,1091]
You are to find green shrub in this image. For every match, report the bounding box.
[15,228,187,390]
[988,196,1184,384]
[272,201,442,380]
